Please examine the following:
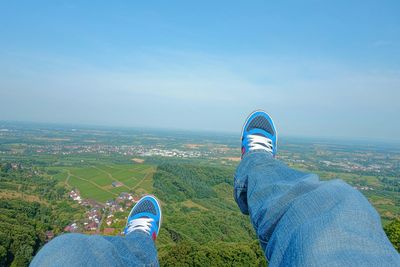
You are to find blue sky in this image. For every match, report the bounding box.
[0,1,399,140]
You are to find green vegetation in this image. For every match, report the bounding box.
[384,219,400,252]
[153,163,266,266]
[158,241,266,267]
[0,123,399,266]
[49,164,155,203]
[0,163,84,266]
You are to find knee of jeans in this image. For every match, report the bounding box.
[323,180,356,200]
[55,233,82,241]
[324,180,378,215]
[32,233,88,265]
[326,180,360,197]
[50,233,92,248]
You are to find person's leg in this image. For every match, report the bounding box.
[234,111,400,266]
[31,195,162,267]
[30,231,158,267]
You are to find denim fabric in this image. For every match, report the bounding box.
[234,150,400,266]
[30,231,158,267]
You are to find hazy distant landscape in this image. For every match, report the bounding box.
[1,0,399,265]
[0,122,399,266]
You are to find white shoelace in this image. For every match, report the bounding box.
[247,134,273,153]
[126,218,154,235]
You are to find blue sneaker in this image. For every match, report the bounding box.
[124,195,162,241]
[241,110,278,157]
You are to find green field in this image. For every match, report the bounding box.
[50,164,155,203]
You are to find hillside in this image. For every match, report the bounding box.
[0,123,399,266]
[153,163,266,266]
[0,164,85,266]
[0,161,267,266]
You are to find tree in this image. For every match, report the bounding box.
[385,219,400,252]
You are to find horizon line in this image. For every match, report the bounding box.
[1,119,400,146]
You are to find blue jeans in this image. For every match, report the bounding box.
[234,150,400,266]
[30,231,158,266]
[31,151,400,266]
